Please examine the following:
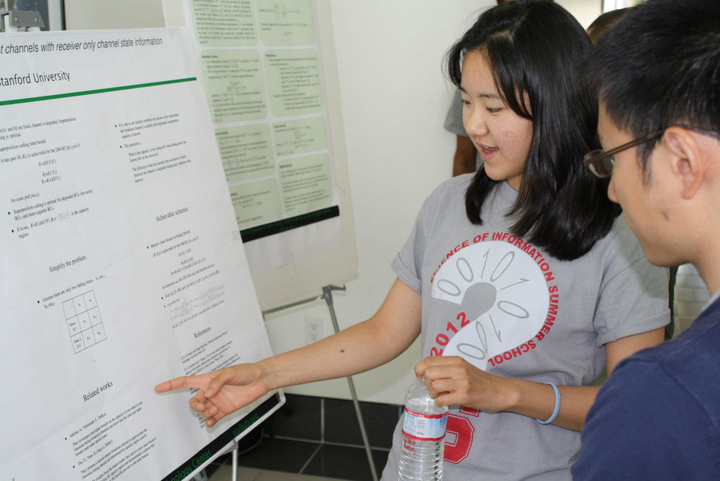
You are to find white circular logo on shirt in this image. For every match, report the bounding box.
[432,240,550,370]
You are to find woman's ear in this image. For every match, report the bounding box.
[663,127,706,200]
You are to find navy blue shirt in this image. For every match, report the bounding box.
[573,297,720,480]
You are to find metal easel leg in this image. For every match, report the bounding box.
[232,444,238,481]
[321,285,379,481]
[260,285,379,481]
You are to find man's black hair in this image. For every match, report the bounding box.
[585,0,720,170]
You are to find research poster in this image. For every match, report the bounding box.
[183,0,343,274]
[0,28,282,481]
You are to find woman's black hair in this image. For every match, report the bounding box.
[447,0,620,261]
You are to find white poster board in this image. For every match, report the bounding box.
[0,28,282,480]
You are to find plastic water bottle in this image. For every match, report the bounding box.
[397,377,449,480]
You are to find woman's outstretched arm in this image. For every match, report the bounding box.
[155,278,422,426]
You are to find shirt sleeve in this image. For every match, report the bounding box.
[443,89,468,137]
[391,180,452,295]
[593,216,670,345]
[392,219,423,294]
[573,358,720,480]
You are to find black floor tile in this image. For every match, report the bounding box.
[324,398,401,449]
[235,436,320,473]
[266,394,323,441]
[302,444,389,481]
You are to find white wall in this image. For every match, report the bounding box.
[557,0,603,28]
[61,0,603,405]
[271,0,488,404]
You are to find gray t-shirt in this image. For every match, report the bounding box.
[381,175,670,481]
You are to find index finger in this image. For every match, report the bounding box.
[154,376,201,393]
[418,356,469,379]
[415,355,462,372]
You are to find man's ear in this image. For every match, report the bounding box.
[663,127,706,200]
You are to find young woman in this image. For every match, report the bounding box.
[156,3,669,479]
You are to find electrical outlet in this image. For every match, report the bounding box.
[305,317,323,345]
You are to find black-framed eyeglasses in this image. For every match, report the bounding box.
[583,130,665,178]
[584,126,720,178]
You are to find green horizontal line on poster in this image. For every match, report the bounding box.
[0,77,197,106]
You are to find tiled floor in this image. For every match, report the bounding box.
[204,435,389,481]
[196,393,398,481]
[209,465,348,481]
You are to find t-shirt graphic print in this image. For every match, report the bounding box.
[431,234,553,371]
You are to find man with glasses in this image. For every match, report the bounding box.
[573,0,720,479]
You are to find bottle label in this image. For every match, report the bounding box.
[402,408,448,441]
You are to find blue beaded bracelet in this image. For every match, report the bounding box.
[537,382,560,425]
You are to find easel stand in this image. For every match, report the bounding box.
[247,284,379,481]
